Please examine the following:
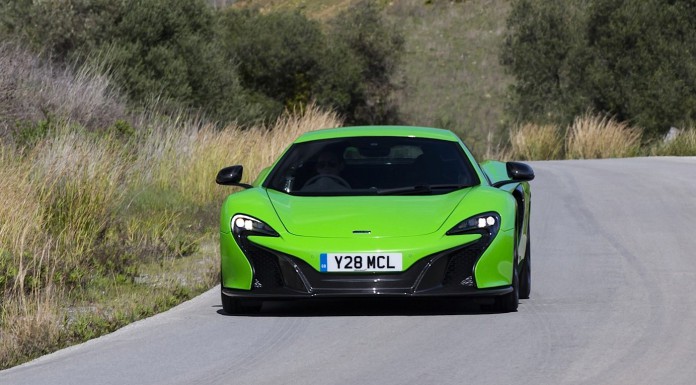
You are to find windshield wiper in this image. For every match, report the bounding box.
[376,185,431,195]
[376,184,469,196]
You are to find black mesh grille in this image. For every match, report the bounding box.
[442,244,486,288]
[238,237,283,289]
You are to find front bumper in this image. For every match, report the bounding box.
[221,235,513,299]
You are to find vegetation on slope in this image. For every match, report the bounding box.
[0,0,403,127]
[1,0,696,370]
[0,41,342,368]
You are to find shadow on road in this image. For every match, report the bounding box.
[214,297,511,317]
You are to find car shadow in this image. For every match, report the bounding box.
[215,297,507,317]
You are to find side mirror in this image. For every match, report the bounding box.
[216,165,252,188]
[491,162,534,188]
[506,161,535,182]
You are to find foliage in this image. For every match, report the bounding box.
[502,0,696,137]
[220,2,405,124]
[326,0,405,124]
[0,0,270,124]
[650,128,696,156]
[1,0,403,126]
[509,123,563,160]
[0,0,122,61]
[219,9,326,119]
[96,0,262,124]
[500,0,586,126]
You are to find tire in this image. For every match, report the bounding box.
[221,293,262,315]
[494,265,519,313]
[519,234,531,300]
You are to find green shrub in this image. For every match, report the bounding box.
[2,0,405,126]
[220,9,326,118]
[502,0,696,137]
[500,0,587,127]
[220,2,405,125]
[327,0,405,124]
[98,0,261,124]
[0,0,121,62]
[1,0,263,125]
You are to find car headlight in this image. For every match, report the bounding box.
[231,214,279,237]
[446,212,501,237]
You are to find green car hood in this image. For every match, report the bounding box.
[266,189,471,238]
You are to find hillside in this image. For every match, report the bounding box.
[229,0,512,154]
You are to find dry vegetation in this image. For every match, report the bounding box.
[504,113,696,161]
[0,42,125,138]
[0,42,341,368]
[2,2,696,369]
[509,123,563,160]
[566,113,642,159]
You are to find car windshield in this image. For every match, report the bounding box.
[264,136,480,196]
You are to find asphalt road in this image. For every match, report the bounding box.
[2,157,696,385]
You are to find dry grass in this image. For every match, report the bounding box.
[565,113,642,159]
[650,128,696,156]
[129,103,340,207]
[509,123,564,160]
[0,288,63,365]
[0,47,341,368]
[0,102,340,367]
[0,41,125,138]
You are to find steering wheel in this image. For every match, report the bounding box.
[303,174,351,189]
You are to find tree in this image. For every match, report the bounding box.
[500,0,587,126]
[327,0,405,124]
[502,0,696,136]
[219,9,327,119]
[582,0,696,135]
[100,0,262,123]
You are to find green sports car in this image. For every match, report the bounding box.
[216,126,533,313]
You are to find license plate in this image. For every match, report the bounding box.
[320,253,403,272]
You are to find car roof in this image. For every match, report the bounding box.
[293,126,461,143]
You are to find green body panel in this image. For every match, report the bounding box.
[480,160,508,185]
[252,167,271,186]
[474,228,514,287]
[266,189,472,237]
[295,126,461,143]
[220,231,253,290]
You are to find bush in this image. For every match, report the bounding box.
[98,0,262,124]
[509,123,564,160]
[220,2,405,125]
[1,0,263,125]
[327,0,405,124]
[220,9,326,119]
[0,0,121,62]
[500,0,586,126]
[2,0,405,126]
[502,0,696,137]
[565,113,642,159]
